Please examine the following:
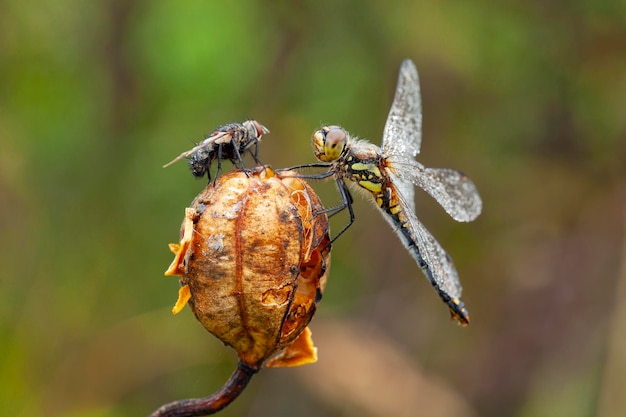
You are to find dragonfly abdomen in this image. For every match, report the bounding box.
[374,187,421,259]
[375,184,470,325]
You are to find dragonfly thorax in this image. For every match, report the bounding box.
[312,125,349,162]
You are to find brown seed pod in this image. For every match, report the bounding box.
[152,167,330,416]
[165,166,330,369]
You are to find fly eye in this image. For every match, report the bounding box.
[246,120,269,139]
[252,121,265,137]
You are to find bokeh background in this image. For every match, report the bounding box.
[2,1,626,416]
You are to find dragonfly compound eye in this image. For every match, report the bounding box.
[312,125,347,162]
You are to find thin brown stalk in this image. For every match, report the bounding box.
[149,362,258,417]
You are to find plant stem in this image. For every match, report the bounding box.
[149,362,258,417]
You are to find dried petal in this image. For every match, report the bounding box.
[266,326,317,368]
[172,285,191,314]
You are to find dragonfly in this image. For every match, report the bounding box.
[164,120,269,181]
[304,60,482,325]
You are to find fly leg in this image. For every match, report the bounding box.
[250,140,262,166]
[211,144,224,185]
[230,139,254,178]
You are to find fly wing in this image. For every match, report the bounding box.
[389,158,482,222]
[382,59,422,158]
[163,148,196,168]
[162,130,231,168]
[375,184,464,308]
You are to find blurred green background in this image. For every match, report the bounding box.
[2,1,625,416]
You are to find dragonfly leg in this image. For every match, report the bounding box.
[315,179,355,253]
[276,163,334,177]
[325,178,355,245]
[275,164,356,246]
[315,181,353,218]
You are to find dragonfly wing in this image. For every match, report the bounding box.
[374,184,467,321]
[390,158,482,222]
[382,59,422,158]
[388,170,417,214]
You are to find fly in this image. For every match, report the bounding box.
[164,120,269,181]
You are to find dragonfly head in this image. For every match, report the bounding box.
[312,125,348,162]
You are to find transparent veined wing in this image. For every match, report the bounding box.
[382,59,422,159]
[375,182,464,307]
[163,130,232,168]
[388,170,417,214]
[388,158,482,222]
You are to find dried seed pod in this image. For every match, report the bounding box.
[165,166,330,369]
[152,167,331,416]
